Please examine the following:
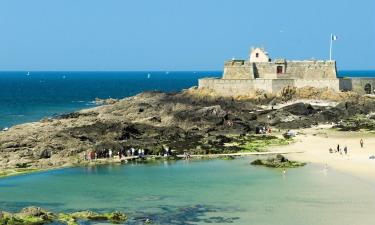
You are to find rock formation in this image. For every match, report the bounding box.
[1,87,375,174]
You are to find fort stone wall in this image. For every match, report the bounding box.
[222,60,337,80]
[198,78,272,96]
[198,78,339,96]
[340,78,375,94]
[271,79,295,92]
[222,61,254,79]
[294,79,340,91]
[283,61,337,79]
[253,62,278,79]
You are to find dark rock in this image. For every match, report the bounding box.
[283,103,316,116]
[39,149,51,159]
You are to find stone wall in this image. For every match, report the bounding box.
[198,78,271,96]
[222,61,254,79]
[340,78,375,94]
[222,60,337,80]
[339,78,353,91]
[294,79,340,91]
[283,61,337,79]
[198,78,339,96]
[253,62,278,78]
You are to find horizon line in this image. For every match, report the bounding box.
[0,69,374,73]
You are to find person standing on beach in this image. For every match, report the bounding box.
[337,144,340,153]
[344,146,348,155]
[360,139,364,148]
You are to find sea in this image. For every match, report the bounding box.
[0,70,374,129]
[0,71,221,128]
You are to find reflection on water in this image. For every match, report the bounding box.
[0,158,374,225]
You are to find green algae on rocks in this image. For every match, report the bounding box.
[223,135,292,152]
[251,154,306,168]
[0,207,127,225]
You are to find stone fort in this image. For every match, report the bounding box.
[199,47,375,95]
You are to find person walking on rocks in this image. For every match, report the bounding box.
[360,139,364,148]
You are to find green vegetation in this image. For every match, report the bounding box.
[57,213,78,225]
[0,209,53,225]
[226,135,292,152]
[0,208,127,225]
[251,154,306,168]
[335,114,375,131]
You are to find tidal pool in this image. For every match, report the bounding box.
[0,158,374,225]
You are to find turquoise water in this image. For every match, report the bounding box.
[0,70,374,128]
[0,158,374,225]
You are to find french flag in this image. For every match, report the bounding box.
[331,34,338,41]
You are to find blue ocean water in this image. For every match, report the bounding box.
[0,71,220,128]
[338,70,375,78]
[0,70,374,128]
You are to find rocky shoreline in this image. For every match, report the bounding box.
[1,87,375,177]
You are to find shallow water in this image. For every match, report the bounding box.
[0,158,374,225]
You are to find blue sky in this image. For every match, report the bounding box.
[0,0,374,71]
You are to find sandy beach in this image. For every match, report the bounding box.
[270,125,375,181]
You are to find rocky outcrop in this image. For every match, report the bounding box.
[335,114,375,131]
[1,89,375,173]
[251,154,306,168]
[0,207,127,225]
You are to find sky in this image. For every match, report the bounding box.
[0,0,374,71]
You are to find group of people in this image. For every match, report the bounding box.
[84,147,148,161]
[329,144,349,155]
[85,149,113,161]
[328,139,365,155]
[256,126,272,134]
[126,148,146,157]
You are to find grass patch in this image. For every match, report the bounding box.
[234,135,291,152]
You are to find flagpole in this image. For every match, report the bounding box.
[329,34,333,61]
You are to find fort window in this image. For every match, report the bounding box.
[364,83,372,94]
[277,66,283,74]
[256,53,259,58]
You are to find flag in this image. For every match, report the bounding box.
[331,34,338,41]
